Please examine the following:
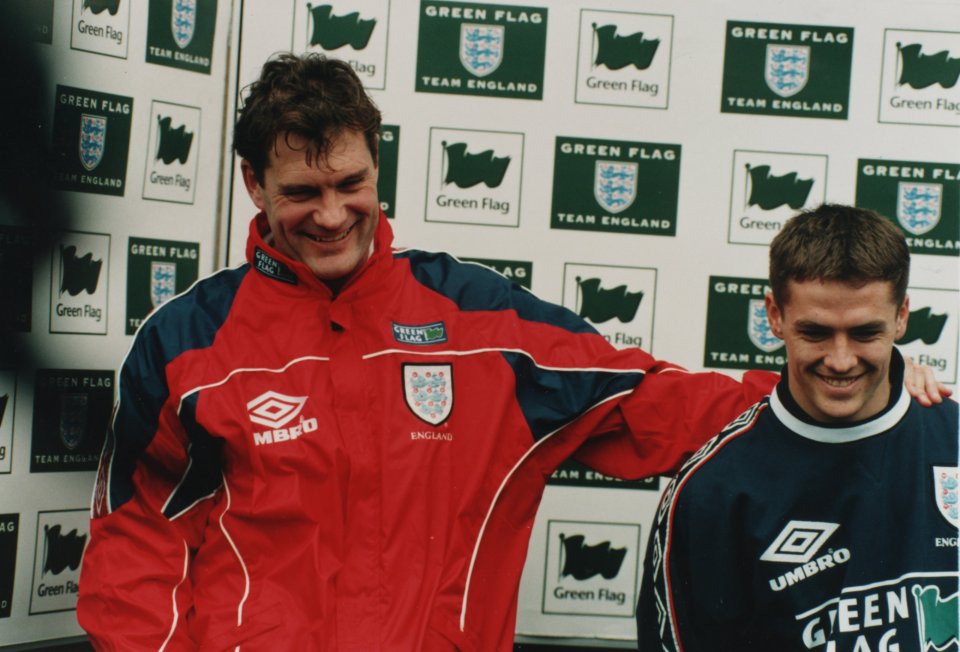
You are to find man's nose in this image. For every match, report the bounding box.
[823,336,856,373]
[310,193,348,229]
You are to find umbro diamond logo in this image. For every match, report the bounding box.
[761,520,839,564]
[246,391,307,428]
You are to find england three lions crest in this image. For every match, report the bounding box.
[933,466,959,527]
[747,299,783,353]
[150,261,176,308]
[172,0,197,49]
[594,161,638,214]
[460,24,504,77]
[79,114,107,171]
[59,393,88,451]
[403,364,452,425]
[897,182,942,235]
[765,45,810,98]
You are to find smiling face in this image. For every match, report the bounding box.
[241,129,379,289]
[766,279,908,424]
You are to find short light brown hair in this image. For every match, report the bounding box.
[769,204,910,307]
[234,53,381,183]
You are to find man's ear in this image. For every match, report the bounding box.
[765,292,784,339]
[895,294,910,340]
[240,160,265,211]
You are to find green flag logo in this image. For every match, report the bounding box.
[84,0,121,15]
[155,116,194,165]
[721,21,853,120]
[897,42,960,90]
[592,23,659,71]
[912,585,959,650]
[576,277,643,324]
[146,0,217,74]
[898,307,948,345]
[442,141,511,188]
[416,2,547,100]
[307,3,376,50]
[746,164,814,210]
[54,86,133,196]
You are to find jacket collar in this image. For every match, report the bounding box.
[769,348,911,444]
[244,209,395,297]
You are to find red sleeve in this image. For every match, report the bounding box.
[574,365,777,479]
[77,349,216,650]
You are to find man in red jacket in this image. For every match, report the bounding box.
[77,53,945,651]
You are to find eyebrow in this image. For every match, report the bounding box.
[793,320,888,331]
[276,166,371,192]
[276,183,316,193]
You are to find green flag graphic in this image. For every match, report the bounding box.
[913,585,959,650]
[155,116,193,165]
[308,3,376,50]
[576,277,643,324]
[898,307,949,345]
[897,42,960,90]
[84,0,120,15]
[442,142,511,188]
[593,24,660,71]
[746,164,813,210]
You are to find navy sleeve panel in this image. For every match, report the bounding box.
[109,266,248,513]
[162,392,224,519]
[397,250,598,335]
[502,351,643,441]
[637,400,769,652]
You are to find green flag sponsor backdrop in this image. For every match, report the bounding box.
[0,514,18,619]
[225,0,958,646]
[0,0,230,646]
[5,0,954,648]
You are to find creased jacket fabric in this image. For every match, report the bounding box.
[78,212,775,651]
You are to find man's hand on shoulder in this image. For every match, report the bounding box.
[905,356,953,406]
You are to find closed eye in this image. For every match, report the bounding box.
[797,329,830,342]
[280,186,317,201]
[338,174,367,191]
[850,327,885,341]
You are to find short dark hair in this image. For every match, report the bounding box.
[233,53,381,183]
[769,204,910,307]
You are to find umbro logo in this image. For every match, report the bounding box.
[761,520,839,564]
[763,520,850,593]
[247,391,307,428]
[247,391,318,447]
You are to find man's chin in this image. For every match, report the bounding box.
[307,257,363,285]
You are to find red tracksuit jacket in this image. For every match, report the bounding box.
[78,212,774,650]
